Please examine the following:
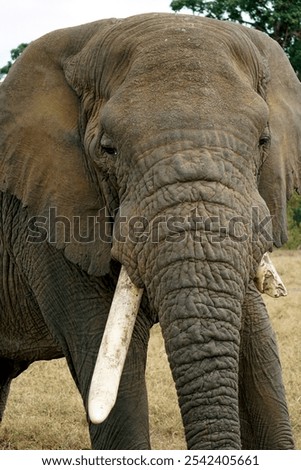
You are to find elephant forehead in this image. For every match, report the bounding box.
[100,14,259,87]
[97,20,263,122]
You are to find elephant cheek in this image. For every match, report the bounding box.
[111,210,146,288]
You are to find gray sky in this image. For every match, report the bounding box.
[1,1,192,65]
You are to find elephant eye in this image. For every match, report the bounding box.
[101,145,118,156]
[259,134,270,146]
[256,132,270,179]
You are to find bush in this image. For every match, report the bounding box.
[285,192,301,249]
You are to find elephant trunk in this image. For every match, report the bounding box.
[134,182,259,448]
[146,244,244,449]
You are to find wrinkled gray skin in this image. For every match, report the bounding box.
[0,13,300,449]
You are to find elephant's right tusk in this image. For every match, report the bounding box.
[88,265,143,424]
[254,252,287,298]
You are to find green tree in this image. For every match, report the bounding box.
[170,1,301,76]
[0,43,28,78]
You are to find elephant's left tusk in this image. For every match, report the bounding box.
[88,266,143,425]
[254,252,287,298]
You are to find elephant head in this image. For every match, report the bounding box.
[0,13,300,449]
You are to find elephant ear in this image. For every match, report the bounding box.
[0,20,116,275]
[246,29,301,246]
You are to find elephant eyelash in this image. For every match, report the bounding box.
[259,135,270,146]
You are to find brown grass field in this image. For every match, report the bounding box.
[0,250,300,450]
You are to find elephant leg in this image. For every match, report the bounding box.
[20,240,151,449]
[64,312,150,449]
[42,289,150,449]
[239,282,294,449]
[0,358,30,421]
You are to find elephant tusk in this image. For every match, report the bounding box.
[254,252,287,298]
[88,266,143,424]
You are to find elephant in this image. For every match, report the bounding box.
[0,12,300,450]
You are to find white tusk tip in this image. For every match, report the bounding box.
[88,401,113,425]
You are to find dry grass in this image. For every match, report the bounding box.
[0,250,300,450]
[263,251,301,450]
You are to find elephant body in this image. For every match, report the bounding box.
[0,13,300,449]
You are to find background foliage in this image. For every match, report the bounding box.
[286,193,301,249]
[0,43,28,79]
